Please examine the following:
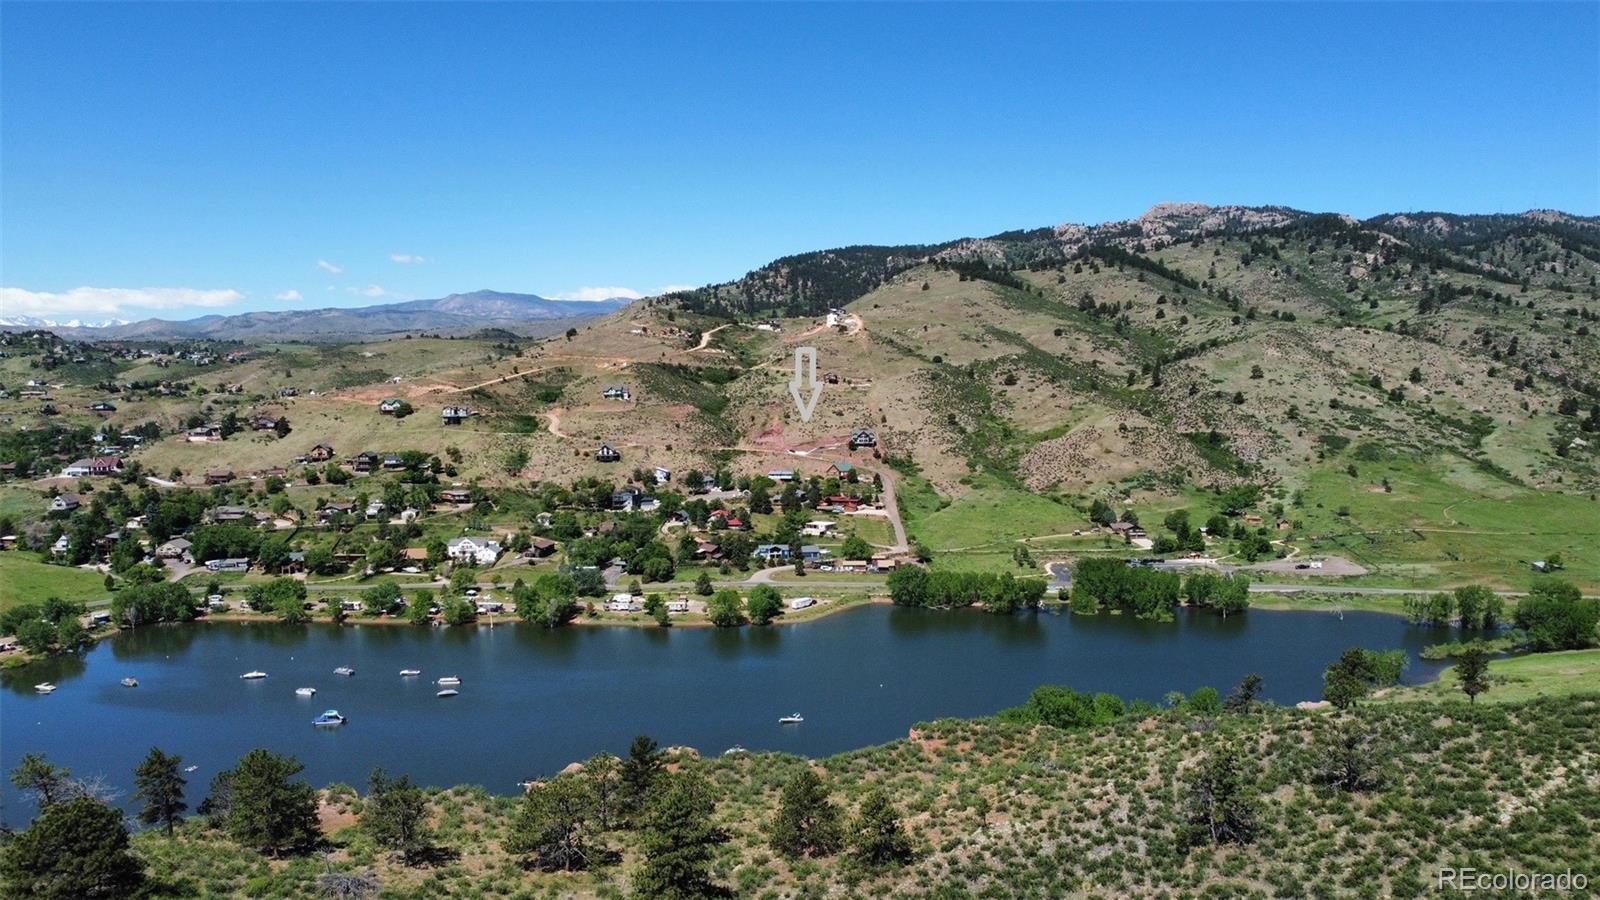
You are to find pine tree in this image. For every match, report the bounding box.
[1455,645,1492,704]
[224,749,321,857]
[363,768,433,863]
[133,747,188,836]
[621,735,664,817]
[506,775,595,871]
[770,768,843,858]
[631,772,730,899]
[1181,745,1258,848]
[847,787,914,867]
[0,796,145,899]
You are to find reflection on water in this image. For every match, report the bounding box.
[1,604,1445,825]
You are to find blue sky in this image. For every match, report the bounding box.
[2,2,1596,321]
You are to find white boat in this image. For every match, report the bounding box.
[295,687,317,697]
[723,744,747,756]
[183,765,199,773]
[240,671,267,680]
[34,682,56,694]
[313,709,346,727]
[778,713,804,724]
[399,669,421,677]
[435,676,461,686]
[120,677,139,688]
[436,688,459,698]
[333,666,355,676]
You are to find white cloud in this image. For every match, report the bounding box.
[346,285,389,299]
[317,259,344,275]
[0,286,245,317]
[389,253,426,264]
[550,284,699,301]
[551,286,644,301]
[275,289,304,302]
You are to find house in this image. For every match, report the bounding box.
[401,547,429,563]
[365,500,386,518]
[49,494,81,513]
[210,505,251,523]
[441,405,471,425]
[602,385,632,401]
[596,443,621,463]
[438,488,472,504]
[1276,519,1293,531]
[835,559,869,573]
[252,415,282,432]
[350,451,380,474]
[695,540,722,560]
[767,469,796,483]
[382,454,406,471]
[753,544,825,564]
[653,466,672,483]
[849,428,877,449]
[308,443,336,461]
[822,494,861,512]
[613,487,644,511]
[378,398,404,415]
[64,456,124,477]
[51,534,71,557]
[89,401,116,413]
[186,424,222,442]
[826,462,856,479]
[446,536,502,566]
[206,558,251,573]
[525,537,558,558]
[317,501,356,523]
[205,469,236,485]
[801,520,837,537]
[157,538,192,560]
[1243,514,1264,527]
[869,554,900,572]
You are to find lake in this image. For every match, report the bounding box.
[0,604,1446,824]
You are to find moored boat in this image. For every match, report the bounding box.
[778,712,804,724]
[120,677,139,688]
[399,669,421,677]
[436,676,461,685]
[34,682,56,694]
[334,666,355,676]
[723,744,747,756]
[313,709,346,727]
[240,671,267,680]
[296,687,317,696]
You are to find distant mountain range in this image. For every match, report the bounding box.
[0,290,632,342]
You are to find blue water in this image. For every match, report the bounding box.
[0,604,1446,824]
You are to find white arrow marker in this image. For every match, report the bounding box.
[788,346,822,422]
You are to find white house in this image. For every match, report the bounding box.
[446,536,502,566]
[801,520,837,537]
[653,466,672,483]
[49,494,81,513]
[603,385,632,401]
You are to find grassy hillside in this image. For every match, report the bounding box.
[111,690,1599,898]
[2,204,1596,593]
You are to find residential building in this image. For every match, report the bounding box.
[49,494,81,513]
[849,428,877,449]
[602,385,632,401]
[441,405,471,425]
[446,536,502,566]
[596,443,621,463]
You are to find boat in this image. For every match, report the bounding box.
[723,744,747,756]
[312,709,347,727]
[34,683,56,694]
[436,688,459,698]
[435,676,461,686]
[295,687,317,697]
[120,677,139,688]
[778,713,804,724]
[333,666,355,676]
[240,671,267,680]
[399,669,421,677]
[183,765,199,773]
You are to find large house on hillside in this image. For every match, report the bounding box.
[49,493,81,513]
[187,424,222,442]
[849,428,877,449]
[447,536,502,566]
[596,443,621,463]
[603,385,632,401]
[379,398,405,415]
[308,443,336,461]
[441,405,471,425]
[64,457,124,477]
